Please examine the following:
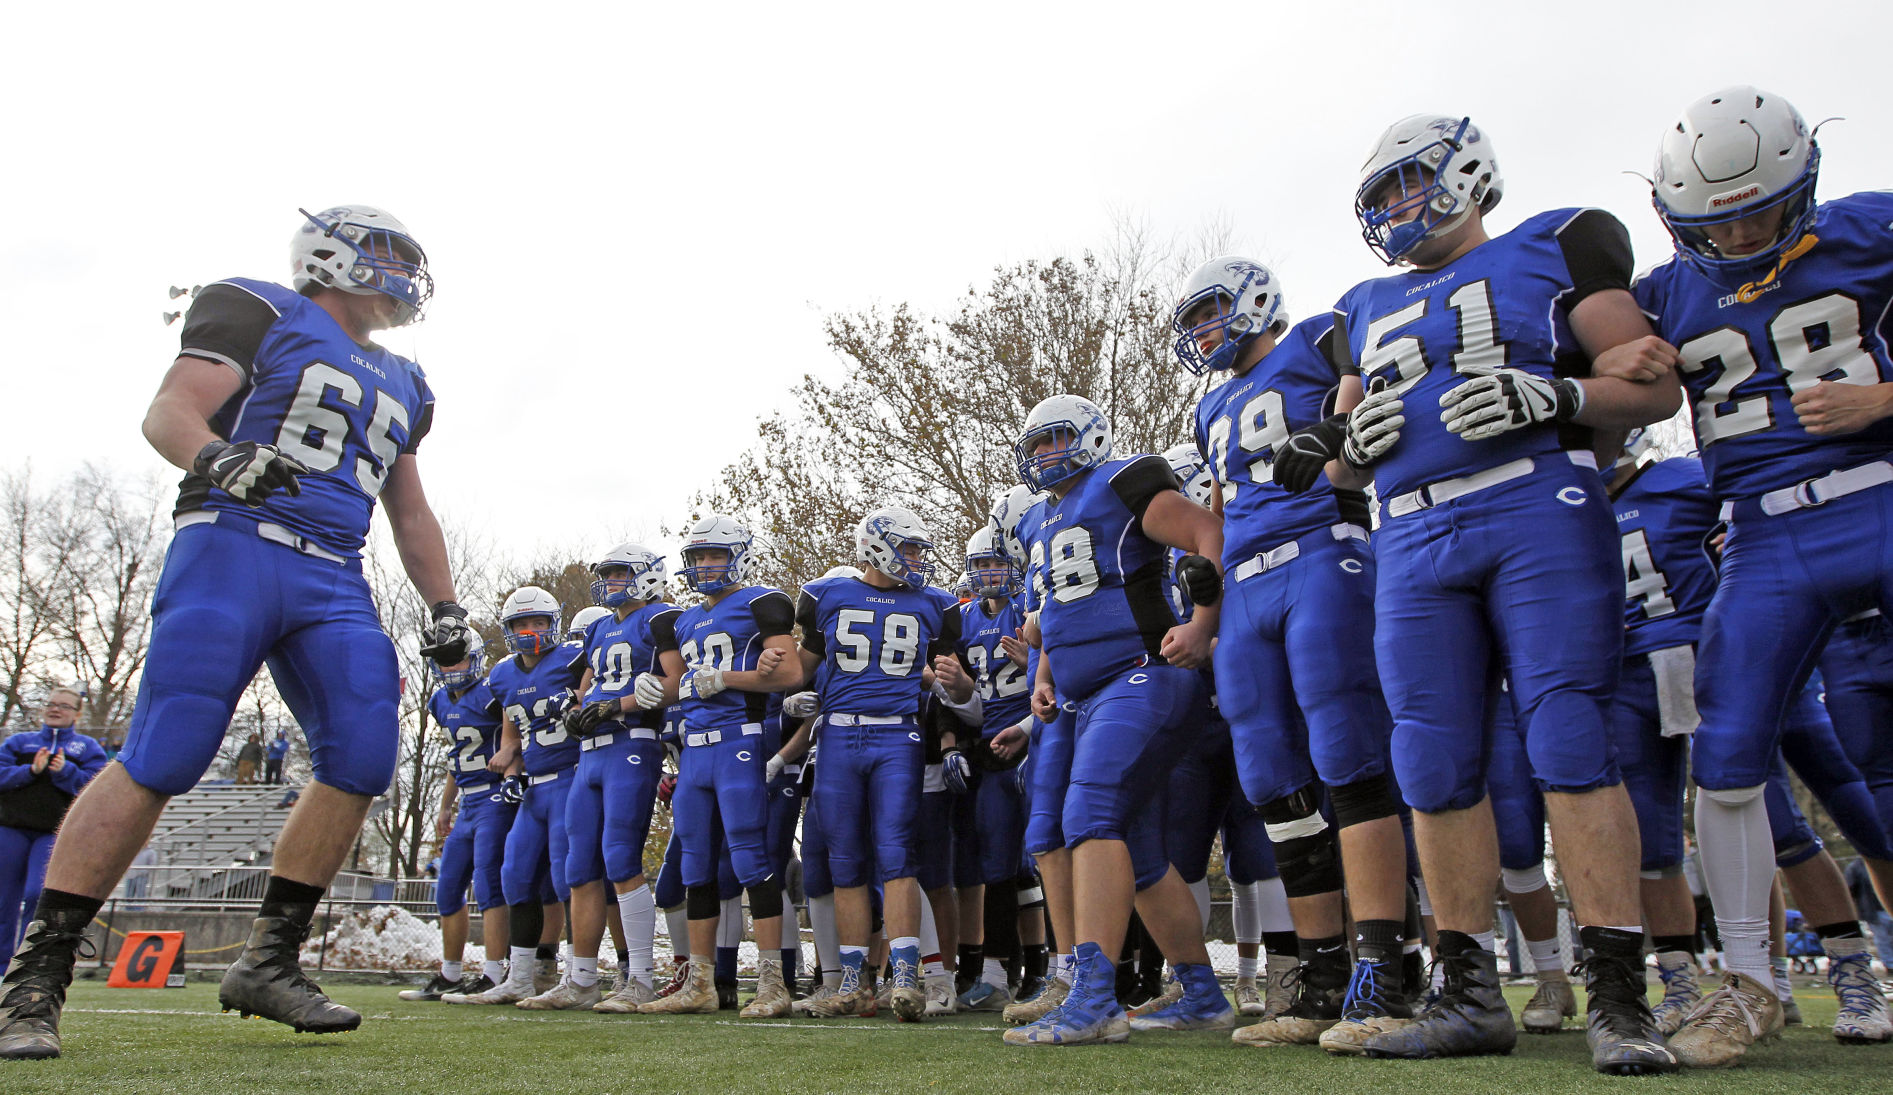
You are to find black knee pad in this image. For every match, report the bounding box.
[508,900,544,950]
[1329,774,1399,829]
[686,884,720,921]
[1261,788,1342,899]
[747,881,783,922]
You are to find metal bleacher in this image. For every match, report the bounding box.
[151,782,295,867]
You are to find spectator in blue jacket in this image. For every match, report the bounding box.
[264,733,289,786]
[0,690,107,967]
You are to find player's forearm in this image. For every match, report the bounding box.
[1325,459,1373,491]
[386,501,457,606]
[1573,373,1684,431]
[141,389,223,473]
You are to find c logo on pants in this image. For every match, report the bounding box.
[1339,558,1364,574]
[628,755,643,764]
[1128,673,1148,685]
[1557,486,1588,506]
[736,750,753,762]
[908,732,922,742]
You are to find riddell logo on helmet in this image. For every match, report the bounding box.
[1710,186,1762,208]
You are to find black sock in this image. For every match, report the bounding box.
[535,942,559,961]
[509,900,544,951]
[1435,929,1484,958]
[1303,933,1348,965]
[958,944,982,978]
[259,877,326,926]
[1263,930,1299,960]
[1355,918,1405,965]
[33,889,104,934]
[617,949,630,971]
[1815,920,1863,941]
[1652,934,1695,955]
[1022,943,1049,981]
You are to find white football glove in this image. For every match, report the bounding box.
[633,672,667,710]
[782,691,821,719]
[680,665,726,700]
[765,753,786,782]
[1343,378,1405,467]
[1438,366,1584,441]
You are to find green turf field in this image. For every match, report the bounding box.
[5,980,1883,1094]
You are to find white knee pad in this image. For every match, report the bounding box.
[1699,784,1764,807]
[1501,863,1548,895]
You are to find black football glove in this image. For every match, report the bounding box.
[1271,415,1347,494]
[193,440,309,507]
[942,748,972,795]
[420,601,472,665]
[1175,553,1221,607]
[567,697,621,738]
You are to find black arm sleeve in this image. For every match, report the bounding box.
[1556,209,1636,307]
[795,591,826,658]
[403,400,435,455]
[177,282,278,381]
[1110,455,1184,522]
[648,608,682,653]
[929,606,973,671]
[1322,309,1358,376]
[750,591,796,637]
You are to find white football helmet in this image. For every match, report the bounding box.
[501,586,563,657]
[436,631,486,690]
[821,565,865,580]
[591,541,668,607]
[964,525,1023,599]
[1354,116,1503,266]
[1164,443,1215,509]
[678,515,754,594]
[988,484,1044,566]
[567,605,611,641]
[1015,395,1113,492]
[290,205,433,326]
[1613,427,1661,474]
[1652,86,1819,285]
[856,505,936,588]
[1172,257,1289,375]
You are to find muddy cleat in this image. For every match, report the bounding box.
[1233,976,1265,1016]
[652,957,690,1000]
[457,973,495,997]
[1578,955,1678,1075]
[1261,953,1301,1021]
[1826,939,1893,1044]
[1126,972,1181,1020]
[531,957,560,996]
[517,977,602,1010]
[593,978,656,1013]
[1362,946,1515,1059]
[961,980,1015,1013]
[891,954,925,1022]
[1520,975,1577,1033]
[442,978,531,1005]
[1231,953,1349,1047]
[1320,958,1414,1055]
[218,917,360,1033]
[398,972,465,1001]
[0,920,92,1060]
[639,958,719,1014]
[924,973,958,1016]
[1003,976,1068,1026]
[1650,952,1700,1036]
[803,984,878,1018]
[1004,943,1128,1046]
[792,983,837,1015]
[1129,963,1233,1033]
[741,958,793,1019]
[1669,971,1783,1069]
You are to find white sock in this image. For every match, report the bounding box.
[1055,952,1074,984]
[1771,958,1794,1005]
[917,894,940,956]
[810,893,840,979]
[890,935,919,956]
[719,897,745,946]
[1237,955,1258,980]
[618,884,656,987]
[1694,787,1775,984]
[1527,937,1564,975]
[1469,929,1497,953]
[572,956,599,988]
[663,905,690,958]
[1414,875,1434,918]
[507,946,536,988]
[483,959,504,983]
[1188,877,1211,933]
[983,957,1007,989]
[441,959,463,983]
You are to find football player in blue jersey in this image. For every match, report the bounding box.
[0,206,472,1059]
[530,544,682,1013]
[402,636,513,1002]
[449,587,586,1006]
[1311,116,1685,1073]
[1000,395,1229,1047]
[643,516,803,1018]
[795,506,971,1021]
[1632,86,1893,1068]
[1173,258,1418,1054]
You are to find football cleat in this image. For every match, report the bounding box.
[1004,944,1128,1046]
[1233,976,1265,1016]
[1361,946,1515,1059]
[531,957,560,996]
[1003,976,1068,1026]
[717,982,739,1011]
[1519,975,1577,1033]
[1126,971,1182,1019]
[741,958,793,1019]
[517,977,601,1010]
[652,957,691,1000]
[1667,971,1783,1069]
[1782,993,1804,1026]
[0,919,90,1060]
[1261,953,1300,1020]
[960,981,1014,1013]
[1577,955,1678,1075]
[802,984,878,1018]
[639,959,719,1014]
[1231,953,1348,1046]
[1128,963,1234,1032]
[441,979,531,1005]
[594,978,656,1013]
[1650,951,1701,1036]
[925,973,958,1016]
[891,954,925,1022]
[1826,939,1893,1044]
[792,983,837,1015]
[218,917,360,1033]
[456,973,495,997]
[1319,957,1414,1055]
[397,972,465,1001]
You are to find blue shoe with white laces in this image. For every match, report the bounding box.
[1003,943,1129,1046]
[960,981,1014,1012]
[1128,963,1234,1032]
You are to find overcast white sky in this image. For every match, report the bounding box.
[4,1,1888,588]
